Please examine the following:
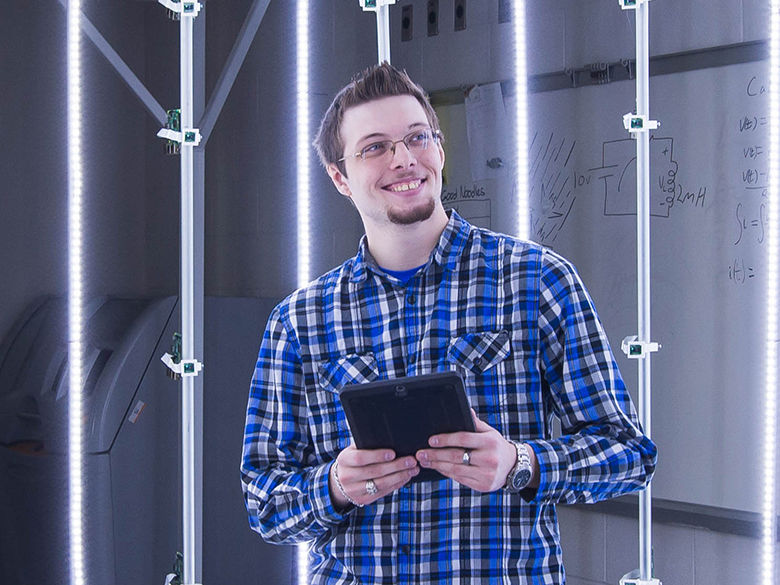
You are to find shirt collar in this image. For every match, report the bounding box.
[350,209,471,283]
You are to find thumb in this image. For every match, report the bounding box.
[470,408,491,432]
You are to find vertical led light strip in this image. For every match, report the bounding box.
[296,1,311,289]
[296,2,311,583]
[67,0,86,584]
[764,3,779,584]
[512,0,529,240]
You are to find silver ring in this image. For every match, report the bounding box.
[462,449,471,465]
[365,479,378,495]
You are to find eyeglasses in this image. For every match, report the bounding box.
[338,128,443,163]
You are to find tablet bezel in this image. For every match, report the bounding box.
[338,371,475,482]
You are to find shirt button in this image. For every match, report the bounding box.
[401,545,411,555]
[498,329,510,341]
[473,356,484,368]
[407,294,416,305]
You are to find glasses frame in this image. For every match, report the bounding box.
[338,127,444,163]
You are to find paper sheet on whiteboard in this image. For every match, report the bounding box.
[464,82,511,182]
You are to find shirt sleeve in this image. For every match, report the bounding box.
[240,304,349,544]
[526,249,658,504]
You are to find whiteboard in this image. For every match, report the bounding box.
[438,61,773,514]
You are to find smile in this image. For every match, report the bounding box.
[386,179,423,192]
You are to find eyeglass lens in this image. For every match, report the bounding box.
[360,129,435,160]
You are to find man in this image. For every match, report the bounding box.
[241,62,657,584]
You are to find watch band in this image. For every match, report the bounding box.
[505,441,533,493]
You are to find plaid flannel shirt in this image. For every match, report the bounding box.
[241,210,657,584]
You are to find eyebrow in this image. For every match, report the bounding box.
[355,122,429,145]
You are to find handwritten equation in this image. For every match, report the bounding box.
[728,257,756,284]
[734,201,767,245]
[730,74,769,285]
[738,115,768,133]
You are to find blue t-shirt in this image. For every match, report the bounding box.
[380,264,426,284]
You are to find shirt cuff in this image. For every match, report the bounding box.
[308,460,353,525]
[523,439,570,503]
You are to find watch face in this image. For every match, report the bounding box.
[512,468,532,490]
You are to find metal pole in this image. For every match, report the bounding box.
[192,7,206,582]
[180,8,197,585]
[358,2,394,64]
[635,1,653,581]
[376,4,391,63]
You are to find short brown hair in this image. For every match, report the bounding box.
[313,62,441,176]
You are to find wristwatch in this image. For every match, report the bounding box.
[504,441,533,493]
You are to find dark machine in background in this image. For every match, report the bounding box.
[0,296,293,585]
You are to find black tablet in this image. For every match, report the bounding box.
[339,371,475,482]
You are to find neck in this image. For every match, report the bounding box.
[364,205,449,271]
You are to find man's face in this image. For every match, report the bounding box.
[327,95,445,229]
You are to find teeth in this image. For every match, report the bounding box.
[390,180,421,192]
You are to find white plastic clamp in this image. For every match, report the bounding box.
[164,578,203,585]
[161,353,203,377]
[621,336,661,359]
[618,0,652,9]
[359,0,396,11]
[157,127,202,146]
[620,570,662,585]
[623,113,659,133]
[158,0,202,17]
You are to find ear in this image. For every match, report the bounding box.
[326,163,352,198]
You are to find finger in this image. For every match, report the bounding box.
[340,454,419,484]
[368,455,419,480]
[416,447,473,468]
[428,430,483,449]
[353,465,420,505]
[375,466,420,496]
[339,445,396,468]
[418,458,482,485]
[416,452,501,493]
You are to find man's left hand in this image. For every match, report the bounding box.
[415,409,530,493]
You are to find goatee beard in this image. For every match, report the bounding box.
[387,197,436,225]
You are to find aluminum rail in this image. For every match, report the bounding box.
[179,6,198,584]
[619,3,661,585]
[634,2,656,582]
[376,4,391,63]
[359,1,395,64]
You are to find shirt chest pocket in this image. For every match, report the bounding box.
[312,353,380,455]
[446,330,512,427]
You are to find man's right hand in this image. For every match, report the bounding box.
[328,444,420,510]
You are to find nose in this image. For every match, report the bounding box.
[390,140,416,167]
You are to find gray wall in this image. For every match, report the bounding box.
[558,504,768,585]
[1,1,775,584]
[204,0,372,297]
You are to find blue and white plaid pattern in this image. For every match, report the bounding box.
[241,211,657,584]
